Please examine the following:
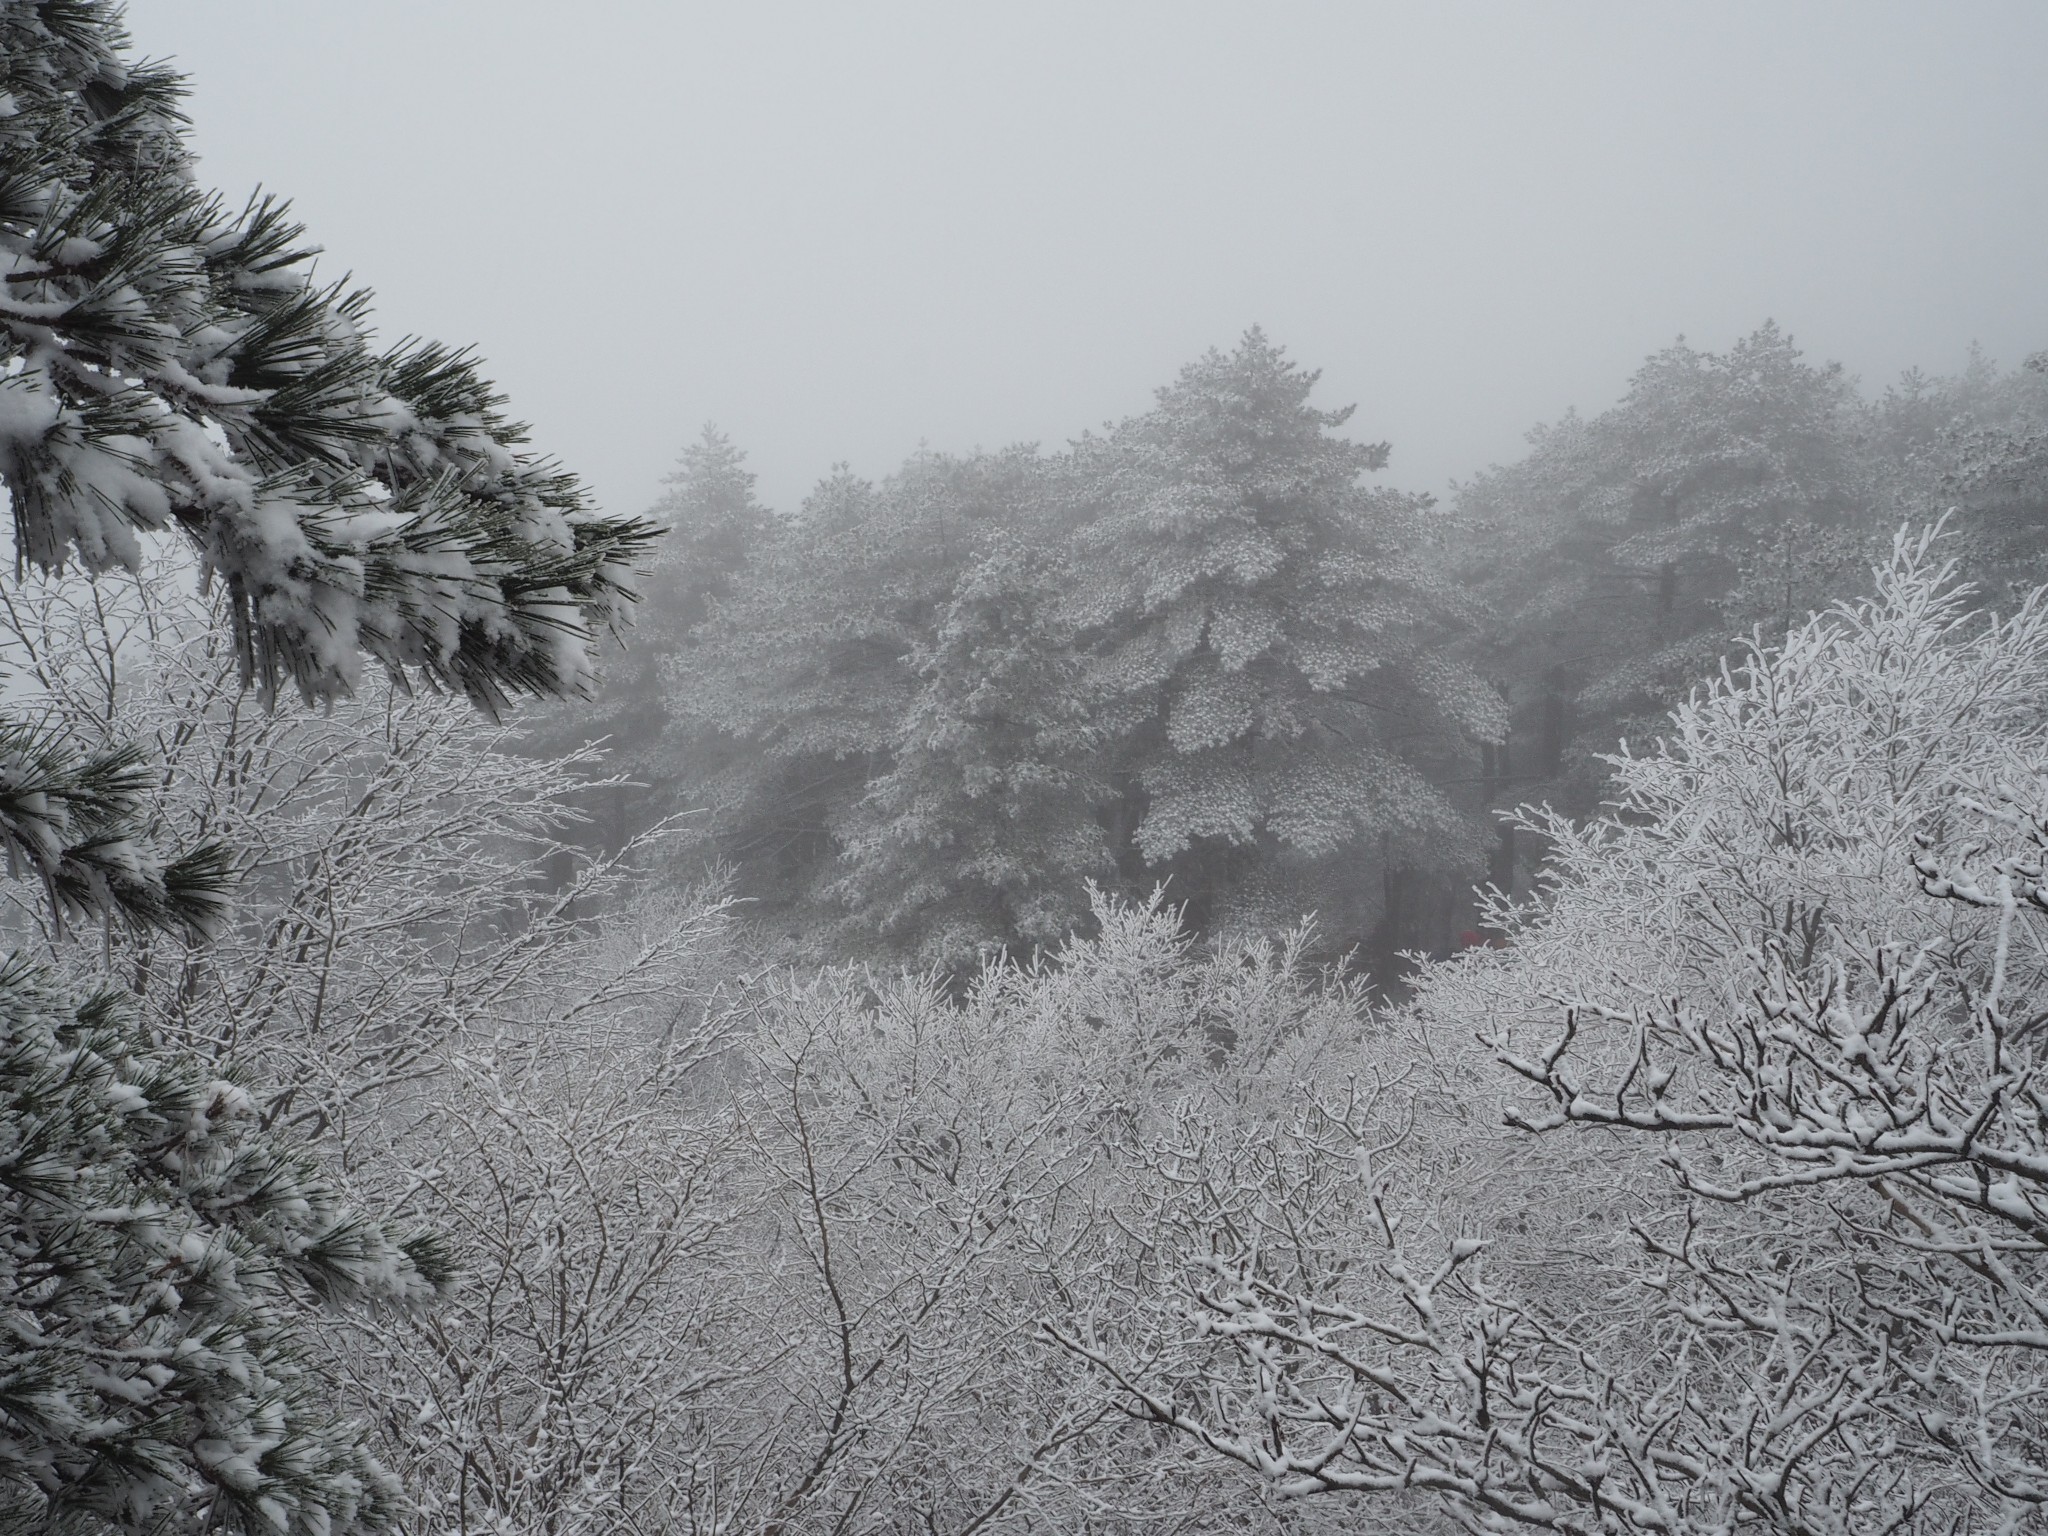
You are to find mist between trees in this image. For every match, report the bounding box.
[6,4,2048,1533]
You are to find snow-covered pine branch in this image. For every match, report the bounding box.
[0,0,655,715]
[0,6,663,1519]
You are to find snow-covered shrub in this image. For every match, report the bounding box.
[340,896,742,1536]
[680,889,1387,1534]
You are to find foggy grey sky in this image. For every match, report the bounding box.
[121,1,2048,518]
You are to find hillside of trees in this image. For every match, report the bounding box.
[6,5,2048,1534]
[574,320,2048,979]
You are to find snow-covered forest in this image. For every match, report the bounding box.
[6,3,2048,1533]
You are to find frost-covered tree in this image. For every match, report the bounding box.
[342,895,741,1536]
[0,558,667,1139]
[1456,322,1880,827]
[672,446,1059,946]
[685,890,1388,1535]
[1064,329,1501,945]
[19,572,739,1530]
[0,556,748,1535]
[0,568,464,1533]
[824,540,1111,967]
[1051,528,2048,1534]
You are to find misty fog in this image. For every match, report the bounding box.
[6,5,2048,1534]
[123,1,2048,513]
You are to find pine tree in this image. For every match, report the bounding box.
[0,959,448,1534]
[1456,322,1881,823]
[0,0,653,937]
[672,447,1050,937]
[1928,351,2048,599]
[654,424,779,634]
[0,4,654,1527]
[668,340,1503,961]
[1457,329,2048,876]
[826,540,1111,966]
[1062,329,1501,942]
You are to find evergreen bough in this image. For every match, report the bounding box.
[0,958,448,1534]
[0,2,652,1527]
[0,0,654,717]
